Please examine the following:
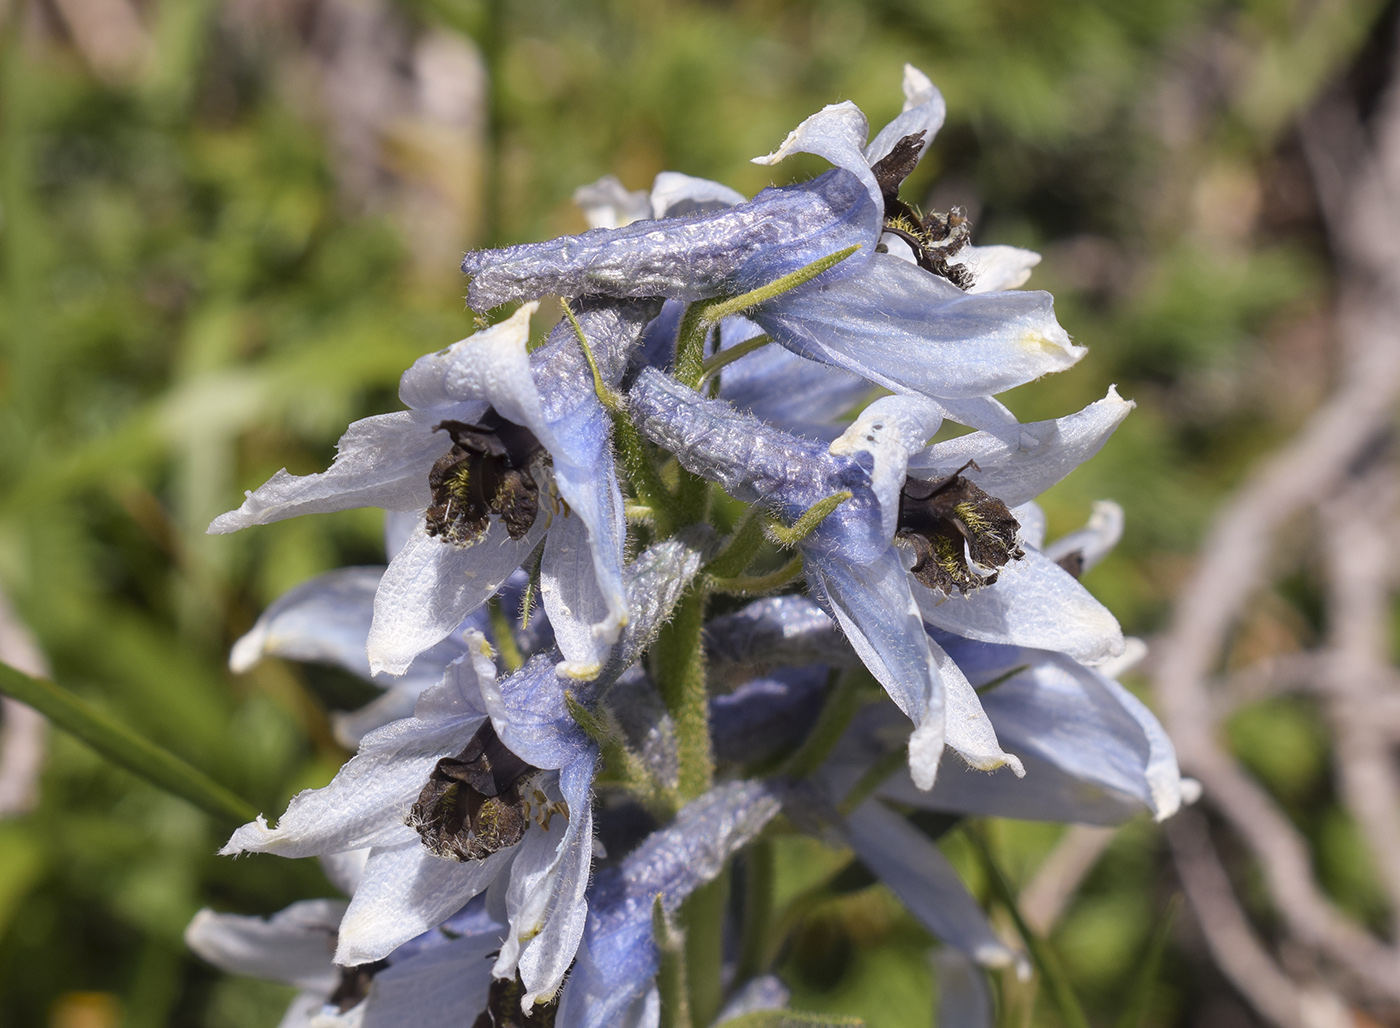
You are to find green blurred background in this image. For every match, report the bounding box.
[0,0,1388,1025]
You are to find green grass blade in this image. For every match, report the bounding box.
[0,662,258,825]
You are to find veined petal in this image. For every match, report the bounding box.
[753,100,882,217]
[335,841,514,965]
[223,648,493,858]
[750,254,1084,401]
[908,387,1134,507]
[806,549,946,788]
[479,655,594,771]
[1103,677,1185,820]
[864,64,946,166]
[914,548,1124,664]
[932,635,1024,776]
[461,171,877,311]
[718,333,872,433]
[542,513,617,678]
[846,800,1019,969]
[952,244,1042,294]
[500,754,598,1007]
[184,900,345,991]
[398,304,539,413]
[209,413,451,533]
[221,711,479,858]
[230,566,385,675]
[368,518,546,676]
[1013,501,1048,551]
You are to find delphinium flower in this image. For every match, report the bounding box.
[201,64,1180,1028]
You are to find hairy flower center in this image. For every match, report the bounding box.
[407,721,543,861]
[871,131,975,290]
[426,409,546,545]
[896,462,1024,595]
[472,974,558,1028]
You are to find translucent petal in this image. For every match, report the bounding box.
[368,519,546,676]
[914,549,1124,664]
[209,413,450,533]
[908,387,1134,507]
[360,932,498,1028]
[649,171,746,217]
[750,254,1084,401]
[753,100,881,217]
[864,64,946,166]
[573,175,651,229]
[184,901,344,990]
[335,841,514,965]
[951,244,1041,294]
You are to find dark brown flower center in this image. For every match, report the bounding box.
[471,974,558,1027]
[426,409,546,545]
[896,461,1024,595]
[407,721,542,862]
[870,131,975,290]
[328,959,389,1013]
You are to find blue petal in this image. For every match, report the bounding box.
[749,253,1084,402]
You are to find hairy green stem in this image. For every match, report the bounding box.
[736,838,775,983]
[704,502,771,580]
[653,587,712,800]
[654,897,692,1028]
[707,555,805,597]
[696,333,772,390]
[768,491,851,548]
[487,596,524,672]
[0,662,257,824]
[837,744,908,816]
[684,869,729,1028]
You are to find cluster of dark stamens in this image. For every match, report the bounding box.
[870,131,976,290]
[895,461,1024,595]
[426,409,547,545]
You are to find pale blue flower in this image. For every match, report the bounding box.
[555,780,781,1028]
[212,298,659,679]
[460,68,1081,419]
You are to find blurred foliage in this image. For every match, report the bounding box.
[0,0,1393,1025]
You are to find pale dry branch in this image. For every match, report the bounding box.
[1321,468,1400,928]
[1019,825,1117,937]
[1154,26,1400,1015]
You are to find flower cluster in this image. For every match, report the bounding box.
[194,66,1186,1027]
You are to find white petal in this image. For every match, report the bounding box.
[952,244,1042,294]
[932,635,1024,776]
[752,101,882,218]
[864,64,946,165]
[230,567,383,675]
[908,387,1134,508]
[397,304,539,412]
[542,514,613,679]
[1012,502,1047,551]
[360,932,499,1027]
[335,842,514,965]
[367,518,545,676]
[184,901,344,990]
[209,413,449,533]
[915,549,1124,664]
[221,711,482,858]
